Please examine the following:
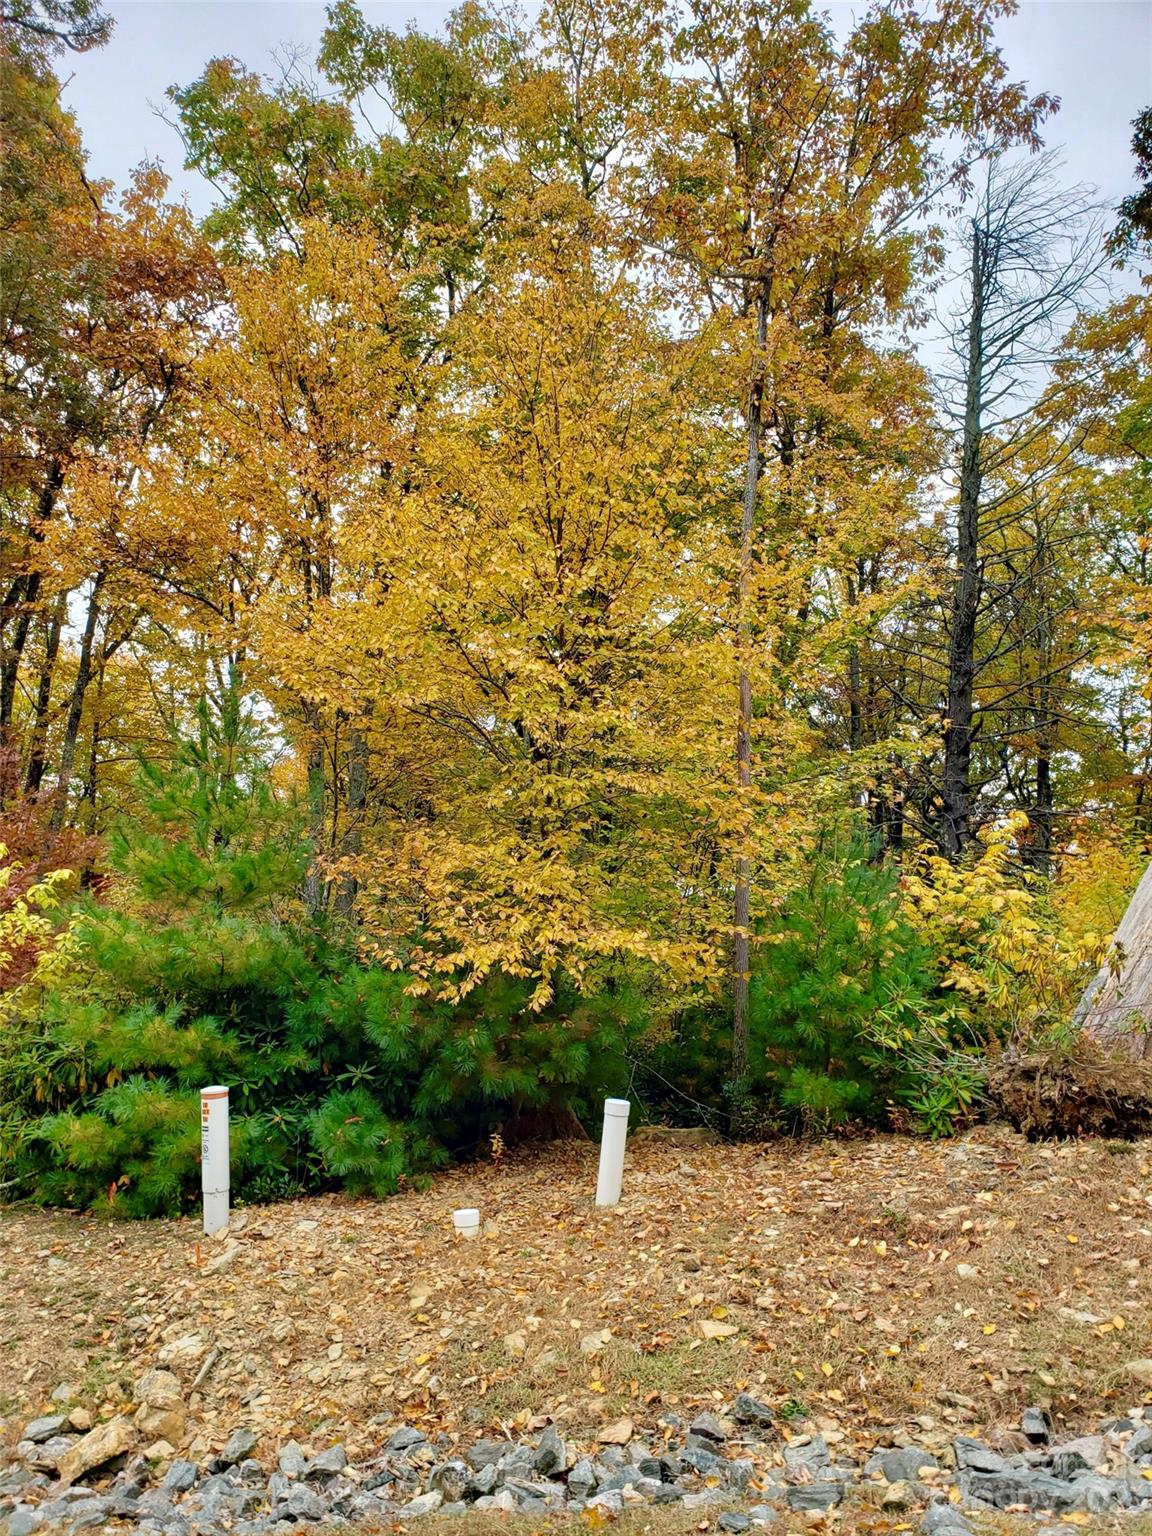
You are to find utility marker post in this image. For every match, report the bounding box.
[201,1085,230,1236]
[595,1097,631,1207]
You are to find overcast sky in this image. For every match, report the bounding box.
[59,0,1152,221]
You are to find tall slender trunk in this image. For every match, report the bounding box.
[0,459,64,744]
[24,592,66,795]
[50,569,105,831]
[941,222,985,858]
[732,286,770,1082]
[301,701,328,916]
[334,710,371,921]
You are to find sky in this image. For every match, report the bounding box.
[58,0,1152,221]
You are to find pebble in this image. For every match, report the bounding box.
[0,1401,1149,1534]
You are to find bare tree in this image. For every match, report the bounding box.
[935,153,1106,856]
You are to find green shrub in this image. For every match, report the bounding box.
[1,691,645,1215]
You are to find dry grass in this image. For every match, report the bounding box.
[1,1128,1150,1473]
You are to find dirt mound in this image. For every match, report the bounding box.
[987,1038,1152,1139]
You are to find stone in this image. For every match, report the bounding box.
[277,1442,307,1480]
[679,1446,720,1476]
[952,1437,1010,1475]
[162,1460,199,1494]
[731,1393,774,1429]
[56,1416,136,1486]
[65,1495,115,1529]
[653,1483,685,1504]
[747,1504,779,1526]
[878,1447,939,1483]
[427,1461,469,1501]
[1048,1451,1090,1479]
[216,1425,259,1462]
[783,1435,829,1470]
[305,1445,347,1478]
[464,1439,507,1470]
[567,1458,597,1499]
[719,1512,751,1532]
[491,1489,518,1513]
[961,1469,1078,1511]
[386,1427,426,1454]
[1021,1407,1051,1444]
[1125,1360,1152,1388]
[597,1418,633,1446]
[726,1457,754,1491]
[1067,1475,1134,1514]
[921,1506,972,1534]
[1052,1434,1104,1466]
[786,1482,842,1511]
[882,1480,914,1510]
[6,1510,43,1536]
[21,1418,67,1445]
[532,1425,567,1476]
[1127,1427,1152,1461]
[467,1463,499,1497]
[689,1411,727,1443]
[281,1485,328,1520]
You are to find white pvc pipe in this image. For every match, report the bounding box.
[201,1086,230,1236]
[595,1098,631,1207]
[453,1206,481,1238]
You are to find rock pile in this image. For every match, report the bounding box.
[3,1389,1151,1535]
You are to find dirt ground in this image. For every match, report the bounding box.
[1,1128,1150,1479]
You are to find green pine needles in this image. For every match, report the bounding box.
[1,691,643,1214]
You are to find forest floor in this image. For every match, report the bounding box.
[1,1126,1151,1533]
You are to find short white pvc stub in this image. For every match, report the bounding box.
[200,1085,230,1237]
[453,1206,481,1238]
[595,1096,631,1207]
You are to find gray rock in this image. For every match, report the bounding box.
[490,1489,517,1513]
[567,1459,597,1499]
[1021,1407,1052,1444]
[22,1435,75,1472]
[1127,1427,1152,1462]
[652,1484,685,1504]
[786,1483,842,1511]
[280,1485,328,1520]
[747,1505,779,1526]
[961,1470,1078,1511]
[952,1437,1011,1474]
[532,1425,567,1476]
[467,1463,499,1497]
[719,1512,751,1532]
[921,1505,972,1535]
[783,1435,829,1470]
[495,1445,536,1480]
[428,1460,469,1502]
[877,1447,939,1483]
[305,1444,347,1479]
[6,1509,43,1536]
[681,1489,725,1510]
[731,1393,774,1429]
[218,1429,259,1467]
[587,1490,624,1514]
[1048,1451,1090,1480]
[162,1459,198,1494]
[1054,1435,1105,1467]
[276,1442,307,1480]
[679,1446,721,1476]
[64,1496,114,1529]
[21,1418,68,1446]
[386,1427,426,1454]
[726,1457,754,1491]
[1067,1475,1134,1514]
[690,1412,727,1443]
[440,1501,469,1516]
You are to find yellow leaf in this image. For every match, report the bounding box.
[820,1362,833,1377]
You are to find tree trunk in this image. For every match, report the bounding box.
[333,711,370,921]
[0,458,64,745]
[732,286,769,1082]
[50,569,105,830]
[24,592,66,795]
[941,222,985,858]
